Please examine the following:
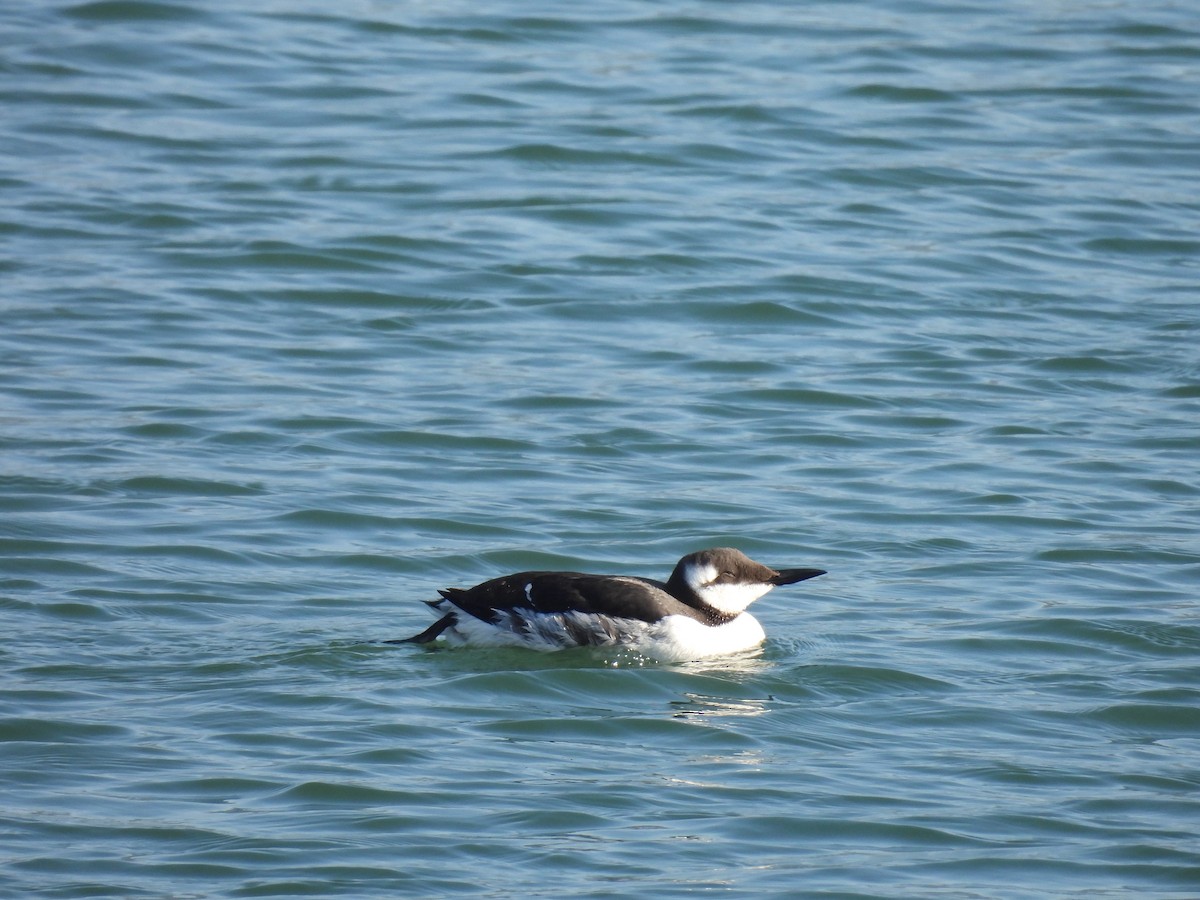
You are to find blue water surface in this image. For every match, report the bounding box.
[2,0,1199,897]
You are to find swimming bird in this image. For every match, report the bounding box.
[392,547,825,661]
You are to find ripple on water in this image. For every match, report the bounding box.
[4,0,1200,897]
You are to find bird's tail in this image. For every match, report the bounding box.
[384,612,456,644]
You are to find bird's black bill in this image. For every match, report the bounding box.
[770,568,826,586]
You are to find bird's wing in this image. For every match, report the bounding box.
[438,572,693,624]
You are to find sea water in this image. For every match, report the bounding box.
[2,1,1199,896]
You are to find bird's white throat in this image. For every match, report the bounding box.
[684,561,775,615]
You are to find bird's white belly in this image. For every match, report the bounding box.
[642,613,766,661]
[445,609,765,661]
